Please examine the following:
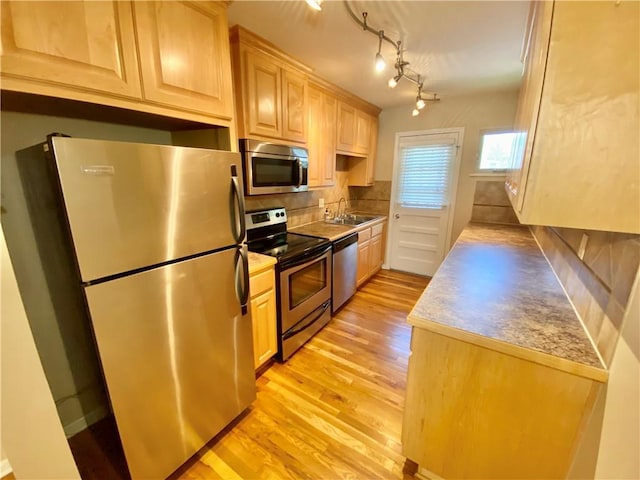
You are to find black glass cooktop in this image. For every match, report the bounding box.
[247,232,330,263]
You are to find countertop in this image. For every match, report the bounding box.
[289,215,387,241]
[248,251,276,275]
[408,223,607,382]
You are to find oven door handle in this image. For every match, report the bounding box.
[283,300,331,340]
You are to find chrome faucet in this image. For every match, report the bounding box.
[337,197,346,219]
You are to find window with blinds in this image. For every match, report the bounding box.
[396,139,456,208]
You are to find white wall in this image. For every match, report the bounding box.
[1,230,80,479]
[376,90,519,245]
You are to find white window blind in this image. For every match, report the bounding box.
[396,138,456,208]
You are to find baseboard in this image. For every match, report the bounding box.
[63,404,109,438]
[0,458,12,478]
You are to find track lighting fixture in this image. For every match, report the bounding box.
[341,1,441,116]
[305,0,322,11]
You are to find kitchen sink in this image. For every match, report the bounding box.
[325,214,377,226]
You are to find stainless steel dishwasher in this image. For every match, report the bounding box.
[332,232,358,312]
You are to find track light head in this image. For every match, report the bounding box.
[375,52,386,72]
[388,73,401,88]
[305,0,322,11]
[412,108,420,117]
[416,98,426,110]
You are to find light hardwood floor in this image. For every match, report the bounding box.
[68,269,429,480]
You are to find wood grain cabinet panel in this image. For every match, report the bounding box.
[507,0,640,233]
[354,109,371,155]
[133,1,234,119]
[0,0,141,98]
[356,220,386,287]
[282,69,307,143]
[403,328,602,479]
[336,102,356,153]
[230,27,310,145]
[307,85,336,188]
[244,49,282,139]
[249,265,277,370]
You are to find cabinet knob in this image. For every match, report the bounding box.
[394,213,400,219]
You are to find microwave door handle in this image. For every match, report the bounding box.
[295,158,302,188]
[230,164,246,243]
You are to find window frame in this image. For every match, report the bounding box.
[477,129,518,173]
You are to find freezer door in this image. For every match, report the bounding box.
[51,137,246,282]
[84,247,255,480]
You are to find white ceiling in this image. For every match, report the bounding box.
[227,1,530,110]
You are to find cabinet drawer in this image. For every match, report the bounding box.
[250,268,274,298]
[371,223,384,237]
[358,228,372,242]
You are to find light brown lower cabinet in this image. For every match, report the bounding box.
[249,263,277,369]
[402,328,604,479]
[356,220,385,287]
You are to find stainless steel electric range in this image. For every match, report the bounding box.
[246,207,332,361]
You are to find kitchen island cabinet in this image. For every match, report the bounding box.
[402,223,607,479]
[1,0,236,129]
[506,0,639,233]
[248,252,277,370]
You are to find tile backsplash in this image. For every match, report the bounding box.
[244,158,352,227]
[470,180,519,225]
[244,157,393,227]
[532,226,640,366]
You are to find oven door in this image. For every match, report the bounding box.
[244,152,308,195]
[279,246,331,334]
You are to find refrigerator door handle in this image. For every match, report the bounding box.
[234,245,250,315]
[230,165,246,244]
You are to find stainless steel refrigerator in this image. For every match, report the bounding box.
[17,135,256,479]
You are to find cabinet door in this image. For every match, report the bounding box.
[0,1,141,98]
[370,232,383,274]
[282,69,307,143]
[250,267,277,369]
[245,50,282,138]
[356,233,371,287]
[321,93,338,186]
[133,1,234,119]
[336,102,356,152]
[307,86,323,187]
[505,0,553,210]
[354,110,371,155]
[250,288,277,369]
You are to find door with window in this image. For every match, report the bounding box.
[388,129,463,277]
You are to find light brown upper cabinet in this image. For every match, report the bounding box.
[506,0,640,233]
[133,1,234,119]
[1,1,235,128]
[336,101,371,156]
[348,115,378,187]
[0,1,141,98]
[230,26,309,145]
[307,85,337,188]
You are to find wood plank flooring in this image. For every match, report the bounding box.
[69,269,430,480]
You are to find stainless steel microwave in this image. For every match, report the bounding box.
[239,139,308,195]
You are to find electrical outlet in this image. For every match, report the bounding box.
[318,198,325,208]
[578,233,589,260]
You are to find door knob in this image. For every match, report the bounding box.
[394,213,400,219]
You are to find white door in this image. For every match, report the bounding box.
[387,129,463,277]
